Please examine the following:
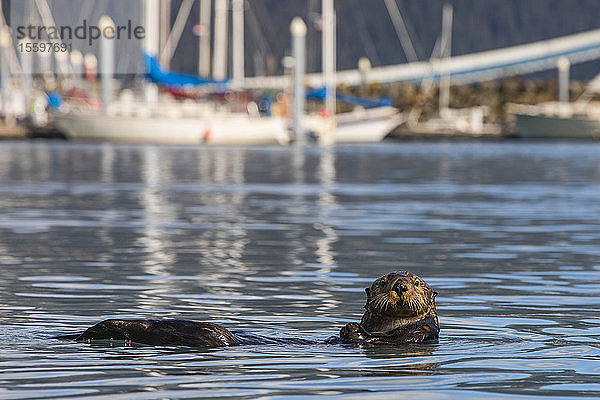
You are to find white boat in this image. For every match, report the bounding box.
[299,0,400,144]
[53,98,290,145]
[400,106,502,137]
[305,106,402,144]
[50,0,293,146]
[508,102,600,139]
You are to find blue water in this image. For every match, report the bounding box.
[0,141,599,399]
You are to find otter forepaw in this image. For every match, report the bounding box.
[340,322,369,343]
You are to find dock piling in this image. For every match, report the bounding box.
[291,17,307,143]
[99,16,116,112]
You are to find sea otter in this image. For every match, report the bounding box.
[57,271,438,347]
[338,270,439,344]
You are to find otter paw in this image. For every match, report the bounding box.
[340,322,368,343]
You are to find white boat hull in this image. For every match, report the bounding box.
[53,103,401,146]
[305,106,402,144]
[53,111,290,146]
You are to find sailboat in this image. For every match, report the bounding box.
[303,0,402,144]
[399,4,501,137]
[304,87,401,143]
[54,56,290,145]
[53,97,290,145]
[53,0,290,145]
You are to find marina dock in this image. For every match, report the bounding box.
[0,122,27,139]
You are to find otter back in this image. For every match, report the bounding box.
[73,319,240,347]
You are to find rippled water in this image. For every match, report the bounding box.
[1,141,599,399]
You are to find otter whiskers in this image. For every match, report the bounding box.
[369,292,394,313]
[399,293,422,313]
[369,287,425,315]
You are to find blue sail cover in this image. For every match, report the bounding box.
[306,87,393,108]
[144,53,229,88]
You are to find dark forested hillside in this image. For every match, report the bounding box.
[168,0,600,79]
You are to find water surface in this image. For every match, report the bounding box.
[1,141,599,399]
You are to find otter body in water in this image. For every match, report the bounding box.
[58,271,438,347]
[68,319,241,347]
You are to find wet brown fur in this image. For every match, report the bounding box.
[71,319,240,347]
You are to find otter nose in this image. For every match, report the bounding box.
[393,280,408,295]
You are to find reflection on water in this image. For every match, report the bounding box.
[1,141,600,399]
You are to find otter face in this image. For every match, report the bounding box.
[365,271,437,318]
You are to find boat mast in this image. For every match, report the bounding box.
[557,57,570,103]
[213,0,228,80]
[144,0,160,103]
[159,0,171,69]
[383,0,418,63]
[232,0,244,87]
[322,0,335,119]
[199,0,212,77]
[99,16,115,111]
[439,3,453,118]
[291,17,307,142]
[159,0,194,68]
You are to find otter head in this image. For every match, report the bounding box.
[364,271,437,319]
